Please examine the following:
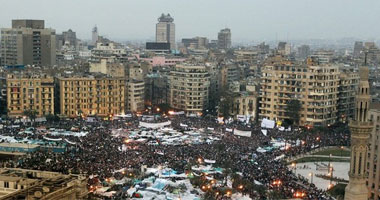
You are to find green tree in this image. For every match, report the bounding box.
[285,99,302,126]
[23,109,37,122]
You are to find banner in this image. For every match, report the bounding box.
[43,136,62,141]
[261,118,275,129]
[139,121,171,129]
[234,129,251,137]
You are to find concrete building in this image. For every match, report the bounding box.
[297,45,310,60]
[310,50,334,64]
[91,25,98,46]
[126,80,145,112]
[145,73,169,107]
[259,56,341,126]
[217,28,231,50]
[56,75,125,118]
[156,13,175,50]
[354,41,364,58]
[140,56,185,67]
[169,64,210,114]
[231,91,258,121]
[89,58,125,77]
[182,37,208,49]
[1,19,56,66]
[62,29,77,47]
[0,168,87,200]
[368,103,380,199]
[278,42,291,55]
[6,73,54,118]
[345,66,373,200]
[338,68,359,123]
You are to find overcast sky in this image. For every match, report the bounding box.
[0,0,379,42]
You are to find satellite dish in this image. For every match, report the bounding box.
[34,191,43,198]
[42,187,50,193]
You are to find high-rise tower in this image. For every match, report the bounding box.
[156,13,175,50]
[345,65,373,200]
[1,19,56,66]
[92,25,98,46]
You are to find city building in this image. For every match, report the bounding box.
[146,42,171,53]
[89,58,125,77]
[231,91,258,121]
[169,64,210,114]
[259,56,341,126]
[0,168,87,200]
[310,50,335,64]
[368,102,380,199]
[345,66,373,200]
[353,41,364,58]
[56,75,125,118]
[145,73,169,107]
[338,68,359,123]
[1,19,56,66]
[62,29,77,47]
[156,13,175,50]
[217,28,231,50]
[91,42,127,61]
[278,42,291,55]
[125,63,145,112]
[126,80,145,112]
[92,25,98,46]
[6,73,54,118]
[140,56,185,67]
[182,37,208,49]
[297,45,310,60]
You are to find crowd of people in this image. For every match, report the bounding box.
[0,114,349,199]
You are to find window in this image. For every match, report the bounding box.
[4,182,9,188]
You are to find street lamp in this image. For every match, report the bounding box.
[291,162,297,175]
[340,146,344,157]
[309,172,313,184]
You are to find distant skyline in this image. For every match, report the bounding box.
[1,0,379,43]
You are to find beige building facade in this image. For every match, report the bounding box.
[231,91,258,121]
[7,74,54,117]
[169,64,210,114]
[0,168,87,200]
[57,75,125,118]
[367,103,380,199]
[126,80,145,112]
[260,57,342,126]
[89,58,125,77]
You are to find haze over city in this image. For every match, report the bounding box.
[1,1,380,200]
[1,0,380,42]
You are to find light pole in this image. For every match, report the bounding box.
[291,162,297,175]
[309,172,313,184]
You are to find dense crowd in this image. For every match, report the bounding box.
[0,115,349,199]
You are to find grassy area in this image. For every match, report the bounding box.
[292,157,349,163]
[313,147,350,157]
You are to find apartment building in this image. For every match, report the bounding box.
[1,19,56,66]
[7,73,54,117]
[231,91,258,121]
[126,80,145,112]
[260,57,342,126]
[169,64,210,114]
[89,58,125,77]
[338,68,359,123]
[0,168,87,200]
[56,75,125,118]
[368,103,380,199]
